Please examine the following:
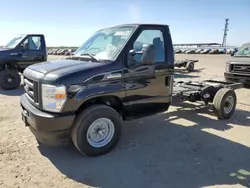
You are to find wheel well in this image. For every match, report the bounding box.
[76,96,124,117]
[0,61,19,71]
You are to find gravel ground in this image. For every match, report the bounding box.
[0,54,249,188]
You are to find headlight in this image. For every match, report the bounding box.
[42,84,67,112]
[225,62,230,72]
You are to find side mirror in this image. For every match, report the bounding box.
[141,44,155,65]
[20,43,28,50]
[231,53,234,57]
[128,49,143,56]
[128,49,136,56]
[20,43,25,50]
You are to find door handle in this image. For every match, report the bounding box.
[10,53,22,56]
[135,67,149,72]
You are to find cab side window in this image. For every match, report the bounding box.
[21,36,42,51]
[127,29,165,68]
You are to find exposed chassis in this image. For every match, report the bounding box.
[174,59,198,72]
[173,80,244,119]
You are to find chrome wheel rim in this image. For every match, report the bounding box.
[87,118,115,148]
[224,96,234,114]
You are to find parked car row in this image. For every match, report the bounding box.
[47,48,76,56]
[174,48,238,55]
[47,47,238,56]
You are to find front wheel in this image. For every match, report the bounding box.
[0,70,21,90]
[71,105,122,157]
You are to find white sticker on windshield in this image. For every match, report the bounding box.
[114,31,130,36]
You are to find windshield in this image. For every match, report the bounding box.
[4,35,26,49]
[73,25,136,60]
[235,44,250,57]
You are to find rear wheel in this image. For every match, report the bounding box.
[71,105,122,157]
[0,70,21,90]
[186,62,194,72]
[213,88,237,119]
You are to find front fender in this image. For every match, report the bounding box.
[62,82,126,112]
[0,58,18,69]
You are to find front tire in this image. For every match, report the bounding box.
[0,70,21,90]
[71,105,122,157]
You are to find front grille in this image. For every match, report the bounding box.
[23,76,39,104]
[232,64,250,74]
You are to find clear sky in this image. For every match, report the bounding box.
[0,0,249,47]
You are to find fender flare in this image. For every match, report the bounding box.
[0,60,19,70]
[69,85,125,112]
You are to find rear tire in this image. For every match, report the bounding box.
[0,70,21,90]
[186,62,194,72]
[212,88,237,119]
[71,104,122,157]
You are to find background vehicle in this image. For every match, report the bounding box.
[174,59,198,72]
[48,49,57,55]
[0,34,47,90]
[20,23,241,157]
[185,49,196,54]
[209,49,220,54]
[64,49,71,56]
[52,49,59,55]
[195,49,202,54]
[57,49,67,55]
[219,49,226,54]
[65,49,76,56]
[201,49,210,54]
[224,42,250,85]
[54,49,62,55]
[175,49,182,54]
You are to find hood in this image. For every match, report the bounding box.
[28,59,106,75]
[0,48,10,52]
[0,48,12,59]
[0,48,11,53]
[230,56,250,64]
[26,59,107,84]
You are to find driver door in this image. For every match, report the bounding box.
[123,26,172,119]
[17,35,46,68]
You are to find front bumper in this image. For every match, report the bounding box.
[20,94,75,145]
[224,72,250,85]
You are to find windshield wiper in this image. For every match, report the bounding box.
[80,53,100,61]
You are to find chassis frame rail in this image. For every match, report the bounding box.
[172,80,244,119]
[174,59,199,72]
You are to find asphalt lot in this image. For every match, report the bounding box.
[0,54,249,188]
